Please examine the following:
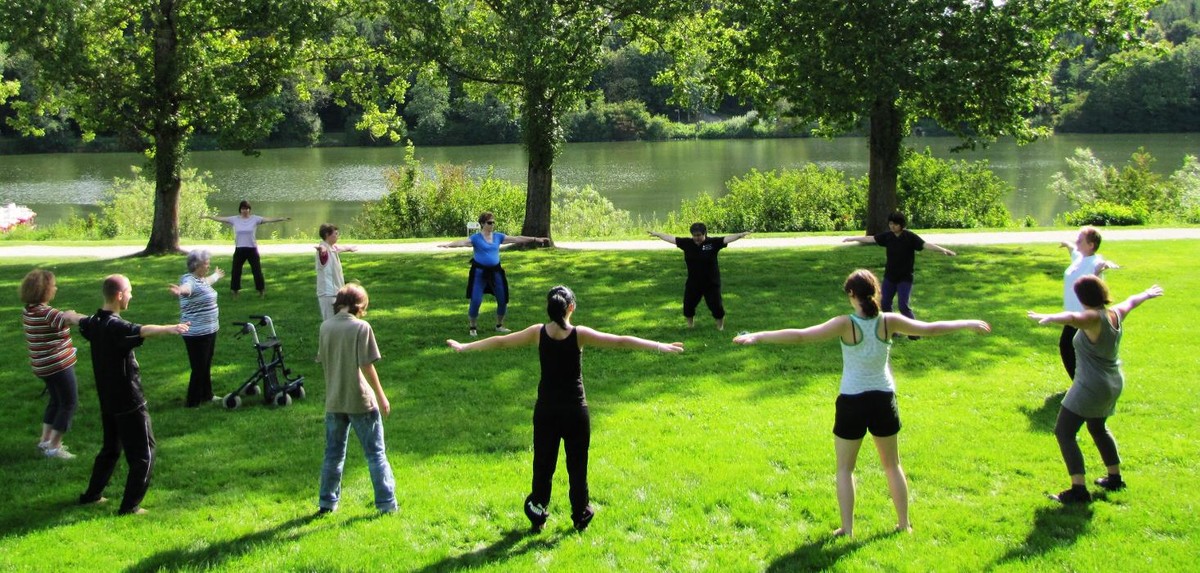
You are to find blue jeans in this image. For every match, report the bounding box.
[468,267,508,320]
[319,411,397,512]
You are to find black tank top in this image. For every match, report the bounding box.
[537,325,585,405]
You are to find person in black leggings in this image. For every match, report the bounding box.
[447,285,683,532]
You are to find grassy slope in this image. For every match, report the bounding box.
[0,240,1195,572]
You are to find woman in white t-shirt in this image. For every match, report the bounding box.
[204,200,289,298]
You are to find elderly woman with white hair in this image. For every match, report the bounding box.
[169,250,225,407]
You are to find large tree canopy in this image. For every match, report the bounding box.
[664,0,1155,233]
[0,0,410,254]
[388,0,682,240]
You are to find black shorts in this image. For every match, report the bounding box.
[833,391,901,440]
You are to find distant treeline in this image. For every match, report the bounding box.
[2,1,1198,154]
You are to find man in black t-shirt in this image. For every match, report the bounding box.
[842,212,956,338]
[650,223,750,330]
[78,274,188,515]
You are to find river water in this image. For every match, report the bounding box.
[0,134,1196,237]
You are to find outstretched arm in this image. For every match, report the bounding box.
[924,242,956,256]
[503,235,550,245]
[447,324,541,352]
[140,322,191,337]
[723,231,751,244]
[1112,284,1163,319]
[647,231,677,244]
[888,314,990,337]
[575,326,684,352]
[60,310,86,326]
[734,316,848,345]
[439,239,472,248]
[842,235,875,245]
[262,216,291,224]
[1094,259,1119,274]
[1025,309,1097,329]
[203,215,231,225]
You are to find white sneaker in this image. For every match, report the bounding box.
[45,446,76,460]
[495,326,511,333]
[37,440,51,451]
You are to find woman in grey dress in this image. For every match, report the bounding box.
[1027,276,1163,504]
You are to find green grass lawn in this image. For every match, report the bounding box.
[1,240,1196,571]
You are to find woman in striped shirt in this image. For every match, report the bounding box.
[169,250,225,407]
[21,269,84,459]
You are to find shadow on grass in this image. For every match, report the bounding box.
[990,503,1094,569]
[1020,391,1067,434]
[411,527,563,572]
[125,512,371,572]
[765,529,894,572]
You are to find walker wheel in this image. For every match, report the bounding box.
[274,393,292,407]
[223,394,242,409]
[288,386,306,400]
[245,384,260,396]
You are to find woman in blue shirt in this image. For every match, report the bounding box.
[440,211,548,337]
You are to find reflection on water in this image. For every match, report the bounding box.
[1,134,1196,237]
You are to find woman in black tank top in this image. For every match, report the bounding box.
[447,285,683,532]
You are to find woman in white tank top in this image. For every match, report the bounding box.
[735,269,990,538]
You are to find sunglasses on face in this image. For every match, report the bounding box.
[484,221,496,225]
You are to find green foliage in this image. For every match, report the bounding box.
[1051,147,1195,224]
[354,147,525,239]
[567,99,659,142]
[671,165,864,233]
[1061,200,1150,226]
[1057,40,1200,133]
[550,186,642,238]
[97,168,223,239]
[896,148,1014,229]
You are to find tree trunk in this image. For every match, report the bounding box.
[142,0,184,256]
[520,84,556,242]
[866,96,903,235]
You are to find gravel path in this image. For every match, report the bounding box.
[2,228,1197,260]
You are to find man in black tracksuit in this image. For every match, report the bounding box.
[78,274,189,515]
[649,223,751,330]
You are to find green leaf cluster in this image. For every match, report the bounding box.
[1052,147,1200,224]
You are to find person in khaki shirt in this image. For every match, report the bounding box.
[316,283,396,515]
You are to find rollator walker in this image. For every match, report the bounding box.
[223,315,305,408]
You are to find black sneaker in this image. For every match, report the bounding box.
[907,335,922,341]
[572,505,595,531]
[1095,475,1127,491]
[524,496,548,532]
[1050,486,1092,504]
[316,507,334,516]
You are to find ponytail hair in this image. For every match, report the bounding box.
[1073,275,1111,308]
[843,269,881,318]
[546,285,575,329]
[333,282,369,317]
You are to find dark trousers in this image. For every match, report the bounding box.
[230,247,264,293]
[1055,406,1121,476]
[529,404,591,514]
[41,367,78,433]
[1059,325,1078,381]
[184,333,217,407]
[683,281,725,319]
[81,407,156,514]
[881,278,915,319]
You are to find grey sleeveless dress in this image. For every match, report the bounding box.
[1062,310,1124,418]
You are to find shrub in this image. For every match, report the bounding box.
[1051,147,1194,223]
[1061,200,1149,226]
[354,146,525,238]
[551,186,640,238]
[670,165,864,233]
[897,148,1014,228]
[97,167,224,239]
